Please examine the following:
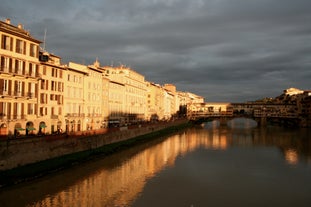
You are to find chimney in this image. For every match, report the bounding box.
[5,18,11,24]
[18,23,23,29]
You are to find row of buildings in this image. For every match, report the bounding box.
[0,19,204,137]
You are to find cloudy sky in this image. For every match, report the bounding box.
[1,0,310,102]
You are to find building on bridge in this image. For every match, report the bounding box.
[187,102,233,119]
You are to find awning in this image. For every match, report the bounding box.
[15,128,25,131]
[27,127,36,131]
[40,123,47,128]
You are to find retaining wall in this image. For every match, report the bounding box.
[0,120,187,172]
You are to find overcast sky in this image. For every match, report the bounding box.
[1,0,310,102]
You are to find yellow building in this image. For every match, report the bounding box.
[0,19,41,136]
[85,64,104,130]
[0,19,206,136]
[64,62,87,133]
[146,82,165,121]
[102,65,146,125]
[102,66,125,126]
[38,52,65,134]
[164,84,178,117]
[91,59,110,128]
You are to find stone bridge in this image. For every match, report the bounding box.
[187,102,300,126]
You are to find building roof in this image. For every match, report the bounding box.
[0,19,42,44]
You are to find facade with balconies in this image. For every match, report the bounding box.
[0,19,41,136]
[38,52,65,134]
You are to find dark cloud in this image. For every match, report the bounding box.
[1,0,311,102]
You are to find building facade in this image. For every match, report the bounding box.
[0,19,206,136]
[38,52,65,134]
[64,62,87,133]
[0,19,41,136]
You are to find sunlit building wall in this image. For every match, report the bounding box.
[85,64,103,130]
[38,52,65,134]
[122,66,147,123]
[64,62,87,133]
[163,89,174,120]
[0,19,41,136]
[102,66,126,125]
[146,82,165,121]
[101,76,109,128]
[103,65,146,125]
[164,84,178,116]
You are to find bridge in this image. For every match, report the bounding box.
[187,102,300,126]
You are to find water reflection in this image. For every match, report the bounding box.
[0,120,311,206]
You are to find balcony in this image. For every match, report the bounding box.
[0,113,6,121]
[12,70,23,77]
[0,66,9,74]
[27,92,35,99]
[51,115,59,119]
[65,113,85,118]
[12,114,26,120]
[0,90,9,96]
[14,91,22,98]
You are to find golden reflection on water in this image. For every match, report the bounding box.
[284,148,298,165]
[9,130,231,207]
[1,123,311,207]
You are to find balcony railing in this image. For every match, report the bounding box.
[65,113,85,117]
[14,91,22,97]
[51,115,59,119]
[0,90,9,96]
[0,66,42,79]
[27,92,35,99]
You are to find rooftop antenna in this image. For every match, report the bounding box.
[43,28,47,51]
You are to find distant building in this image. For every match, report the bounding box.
[146,82,165,121]
[101,65,147,125]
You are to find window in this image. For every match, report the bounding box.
[28,103,34,114]
[41,80,45,90]
[0,56,8,71]
[30,44,37,57]
[14,59,23,74]
[15,81,22,93]
[51,81,55,91]
[1,35,13,51]
[3,79,8,92]
[16,39,24,54]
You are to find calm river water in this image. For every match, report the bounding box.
[1,118,311,207]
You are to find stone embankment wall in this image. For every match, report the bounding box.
[0,120,188,172]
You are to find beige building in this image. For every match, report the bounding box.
[85,63,104,130]
[38,52,65,134]
[146,82,165,121]
[0,19,41,136]
[164,84,178,117]
[64,62,87,133]
[102,65,146,125]
[89,60,110,128]
[102,66,125,126]
[0,19,206,136]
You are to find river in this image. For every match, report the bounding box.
[1,118,311,207]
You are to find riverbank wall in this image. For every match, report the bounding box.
[0,119,189,187]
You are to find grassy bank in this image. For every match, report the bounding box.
[0,122,191,188]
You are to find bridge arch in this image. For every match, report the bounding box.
[191,116,261,127]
